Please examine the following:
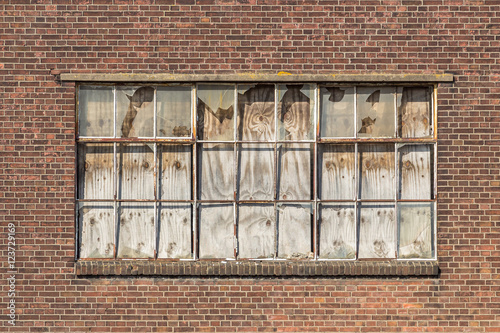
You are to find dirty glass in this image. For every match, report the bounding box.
[78,86,114,137]
[320,86,355,138]
[157,86,192,137]
[197,84,235,141]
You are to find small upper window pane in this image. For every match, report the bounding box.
[320,86,355,138]
[197,84,235,141]
[357,87,395,138]
[116,86,155,138]
[157,86,192,138]
[398,86,432,138]
[278,84,314,141]
[78,86,114,137]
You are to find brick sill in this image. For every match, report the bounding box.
[75,260,438,277]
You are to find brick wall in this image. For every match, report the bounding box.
[1,0,499,332]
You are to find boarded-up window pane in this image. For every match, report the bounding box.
[358,144,395,200]
[318,144,355,200]
[116,86,154,138]
[358,203,396,259]
[278,84,314,140]
[78,86,114,137]
[198,143,234,200]
[238,204,275,259]
[159,145,192,200]
[199,204,234,259]
[320,86,355,138]
[319,204,356,259]
[278,143,312,200]
[157,86,192,137]
[398,202,434,259]
[357,87,395,138]
[118,144,155,200]
[278,204,312,259]
[398,144,432,200]
[197,85,234,141]
[398,87,432,138]
[117,203,155,259]
[237,84,275,141]
[237,144,274,200]
[79,203,114,259]
[78,144,114,200]
[158,203,192,259]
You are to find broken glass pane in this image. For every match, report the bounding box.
[397,86,432,138]
[278,84,314,140]
[78,86,114,137]
[116,86,155,138]
[197,84,235,141]
[320,86,355,138]
[357,87,395,138]
[237,84,275,141]
[157,86,192,137]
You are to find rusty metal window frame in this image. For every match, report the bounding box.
[75,82,437,262]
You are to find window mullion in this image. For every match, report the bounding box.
[193,85,198,260]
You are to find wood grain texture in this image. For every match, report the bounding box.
[199,143,234,200]
[78,86,114,137]
[358,203,396,259]
[278,144,312,200]
[197,85,234,141]
[320,86,355,138]
[158,204,192,259]
[278,84,313,140]
[357,87,395,138]
[199,204,234,259]
[399,203,433,259]
[79,203,115,259]
[398,87,431,138]
[159,145,192,200]
[358,144,395,200]
[117,203,155,259]
[237,144,274,200]
[118,144,155,200]
[319,144,355,200]
[237,84,275,141]
[238,204,275,259]
[157,86,192,137]
[78,144,114,200]
[399,144,432,200]
[277,204,313,259]
[319,204,356,259]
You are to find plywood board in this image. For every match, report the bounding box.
[318,144,355,200]
[398,86,432,138]
[158,204,192,259]
[198,143,234,200]
[319,204,356,259]
[237,144,274,200]
[358,203,396,259]
[197,84,234,141]
[159,144,192,200]
[277,204,312,259]
[78,144,114,200]
[237,84,275,141]
[320,86,355,138]
[237,204,275,259]
[278,143,312,200]
[198,204,234,259]
[117,203,155,259]
[79,203,115,259]
[357,87,395,138]
[157,86,192,137]
[358,144,395,200]
[398,144,432,200]
[116,86,155,138]
[118,144,155,200]
[277,84,313,140]
[399,203,433,259]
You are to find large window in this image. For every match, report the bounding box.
[77,83,436,261]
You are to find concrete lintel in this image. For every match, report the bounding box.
[61,72,454,83]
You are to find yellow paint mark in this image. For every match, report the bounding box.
[277,71,292,76]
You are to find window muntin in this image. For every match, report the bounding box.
[77,83,436,261]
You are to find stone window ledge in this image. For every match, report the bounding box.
[75,260,439,277]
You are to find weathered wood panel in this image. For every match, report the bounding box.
[318,144,355,200]
[398,86,432,138]
[78,86,114,137]
[157,86,192,137]
[158,203,192,259]
[399,203,433,259]
[79,203,115,259]
[117,203,155,259]
[319,204,356,259]
[357,87,395,138]
[159,144,192,200]
[358,144,395,200]
[358,203,396,259]
[78,144,114,200]
[320,86,355,138]
[199,204,234,259]
[118,144,155,200]
[237,144,274,200]
[197,84,234,141]
[399,144,432,200]
[199,143,234,200]
[277,204,313,259]
[278,84,313,140]
[238,204,275,259]
[116,86,155,138]
[278,143,312,200]
[237,84,275,141]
